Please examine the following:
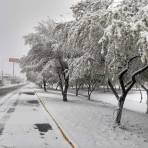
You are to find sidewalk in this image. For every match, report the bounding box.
[0,84,70,148]
[36,88,148,148]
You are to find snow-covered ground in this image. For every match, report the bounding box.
[69,89,148,113]
[1,83,148,148]
[36,88,148,148]
[0,84,70,148]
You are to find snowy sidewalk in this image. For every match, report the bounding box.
[36,89,148,148]
[0,84,70,148]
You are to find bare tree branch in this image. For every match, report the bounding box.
[132,64,148,80]
[118,56,140,93]
[140,83,148,91]
[125,64,148,95]
[125,80,132,88]
[108,79,119,100]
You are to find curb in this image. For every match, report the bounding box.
[35,92,76,148]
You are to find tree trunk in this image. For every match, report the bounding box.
[62,92,67,102]
[146,91,148,114]
[76,88,79,96]
[75,82,80,96]
[115,97,125,125]
[87,84,91,100]
[118,86,121,91]
[140,85,148,114]
[88,94,91,100]
[75,81,78,96]
[43,80,47,92]
[62,77,69,102]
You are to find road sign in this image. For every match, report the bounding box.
[9,58,20,79]
[9,58,20,63]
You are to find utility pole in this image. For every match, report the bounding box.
[13,62,15,78]
[0,70,3,85]
[1,70,3,81]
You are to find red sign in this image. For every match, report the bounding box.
[9,58,20,63]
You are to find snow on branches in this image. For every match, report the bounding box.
[20,0,148,102]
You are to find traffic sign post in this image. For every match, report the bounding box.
[9,58,20,79]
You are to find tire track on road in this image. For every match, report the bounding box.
[0,92,19,136]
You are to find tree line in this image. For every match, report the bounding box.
[20,0,148,126]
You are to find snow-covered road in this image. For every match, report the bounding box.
[0,84,70,148]
[0,83,25,96]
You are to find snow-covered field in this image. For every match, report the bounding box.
[36,89,148,148]
[69,89,148,113]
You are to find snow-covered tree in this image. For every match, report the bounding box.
[97,0,148,125]
[20,0,148,124]
[21,19,70,101]
[70,0,148,124]
[21,19,57,90]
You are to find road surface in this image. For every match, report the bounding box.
[0,84,70,148]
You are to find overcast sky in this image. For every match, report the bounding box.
[0,0,80,76]
[0,0,120,77]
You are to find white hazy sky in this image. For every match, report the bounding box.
[0,0,120,77]
[0,0,80,76]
